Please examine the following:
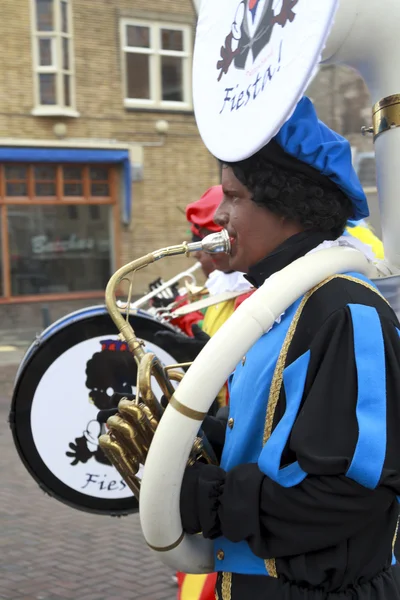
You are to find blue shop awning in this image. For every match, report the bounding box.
[0,147,132,223]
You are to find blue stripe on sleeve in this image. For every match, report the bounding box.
[258,351,310,488]
[346,304,386,489]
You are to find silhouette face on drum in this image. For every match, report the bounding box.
[66,340,137,467]
[86,343,136,410]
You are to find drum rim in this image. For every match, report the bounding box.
[10,309,178,516]
[14,304,173,385]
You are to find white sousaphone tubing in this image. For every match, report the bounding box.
[140,247,373,573]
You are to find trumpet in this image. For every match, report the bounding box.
[117,261,205,314]
[98,230,231,498]
[117,260,210,325]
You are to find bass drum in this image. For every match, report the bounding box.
[10,306,182,516]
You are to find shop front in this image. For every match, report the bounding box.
[0,147,131,305]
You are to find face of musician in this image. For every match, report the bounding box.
[194,227,233,274]
[215,166,303,273]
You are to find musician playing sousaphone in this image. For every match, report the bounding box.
[177,96,400,599]
[94,2,400,598]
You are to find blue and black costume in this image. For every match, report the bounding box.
[179,99,400,600]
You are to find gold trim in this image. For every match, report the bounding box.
[392,518,399,554]
[265,558,278,578]
[339,275,388,304]
[262,274,385,576]
[221,572,232,600]
[372,94,400,140]
[169,395,207,421]
[146,530,184,552]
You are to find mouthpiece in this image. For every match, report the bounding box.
[151,230,231,262]
[187,229,231,255]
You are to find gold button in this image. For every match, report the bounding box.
[228,418,234,429]
[216,550,225,561]
[242,356,246,366]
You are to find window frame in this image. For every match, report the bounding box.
[0,163,119,303]
[120,18,193,111]
[31,0,79,117]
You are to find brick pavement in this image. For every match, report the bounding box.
[0,347,177,600]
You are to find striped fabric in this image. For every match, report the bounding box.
[177,572,217,600]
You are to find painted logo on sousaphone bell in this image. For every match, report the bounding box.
[216,0,298,81]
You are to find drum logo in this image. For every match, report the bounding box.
[217,0,298,114]
[66,339,136,472]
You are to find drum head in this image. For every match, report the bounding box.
[193,0,338,161]
[10,307,182,516]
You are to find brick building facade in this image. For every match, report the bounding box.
[0,0,220,337]
[0,0,378,338]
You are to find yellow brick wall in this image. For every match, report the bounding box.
[0,0,219,301]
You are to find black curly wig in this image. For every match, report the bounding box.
[222,140,354,239]
[85,350,137,410]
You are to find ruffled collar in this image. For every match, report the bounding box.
[206,270,252,296]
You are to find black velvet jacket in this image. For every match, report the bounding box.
[180,232,400,600]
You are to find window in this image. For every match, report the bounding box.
[31,0,78,116]
[0,164,116,300]
[354,151,381,236]
[355,153,377,191]
[121,20,192,109]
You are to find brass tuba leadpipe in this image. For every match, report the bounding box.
[105,230,230,357]
[99,230,231,498]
